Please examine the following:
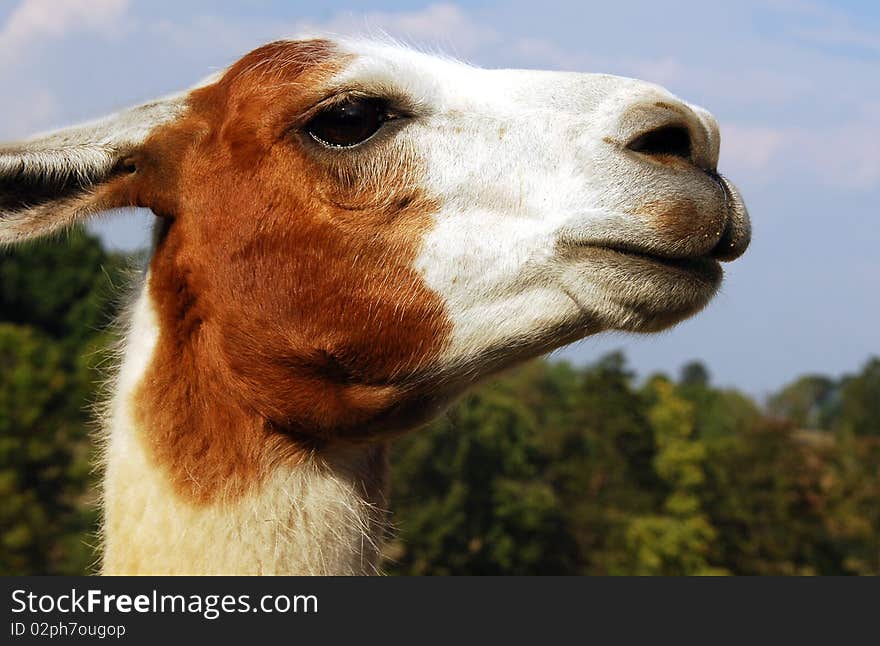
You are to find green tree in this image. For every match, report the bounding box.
[0,229,127,574]
[701,417,880,575]
[677,362,760,441]
[679,361,710,388]
[623,378,724,575]
[0,325,95,574]
[388,372,575,575]
[838,358,880,436]
[768,375,837,429]
[547,352,662,574]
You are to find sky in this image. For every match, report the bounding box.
[0,0,877,397]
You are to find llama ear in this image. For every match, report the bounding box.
[0,96,186,246]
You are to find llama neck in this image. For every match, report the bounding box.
[100,284,388,575]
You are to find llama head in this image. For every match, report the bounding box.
[0,38,749,442]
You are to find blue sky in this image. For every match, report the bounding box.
[1,0,877,397]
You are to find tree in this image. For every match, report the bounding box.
[388,371,576,575]
[0,325,96,574]
[768,375,837,429]
[838,358,880,436]
[0,229,127,574]
[677,361,760,441]
[622,378,724,575]
[679,361,710,388]
[549,352,663,574]
[0,229,129,348]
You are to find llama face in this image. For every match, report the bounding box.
[323,40,750,391]
[0,38,749,446]
[134,40,457,443]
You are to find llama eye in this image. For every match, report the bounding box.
[305,98,390,148]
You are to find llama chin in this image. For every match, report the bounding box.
[0,37,749,575]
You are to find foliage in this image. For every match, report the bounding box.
[390,354,880,575]
[0,229,128,575]
[388,366,576,575]
[767,375,838,430]
[622,378,724,575]
[1,231,878,575]
[838,358,880,436]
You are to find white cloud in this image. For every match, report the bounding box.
[125,4,500,80]
[294,4,499,58]
[770,0,880,54]
[0,0,129,57]
[722,110,880,190]
[512,37,588,69]
[793,22,880,54]
[0,0,131,138]
[625,57,686,86]
[816,111,880,189]
[2,86,57,138]
[721,124,788,174]
[2,1,877,191]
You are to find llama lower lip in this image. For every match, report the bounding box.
[575,245,721,281]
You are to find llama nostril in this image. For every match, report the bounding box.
[626,125,692,161]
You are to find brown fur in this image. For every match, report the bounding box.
[116,40,451,504]
[636,198,708,243]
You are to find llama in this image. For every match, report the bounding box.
[0,38,749,575]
